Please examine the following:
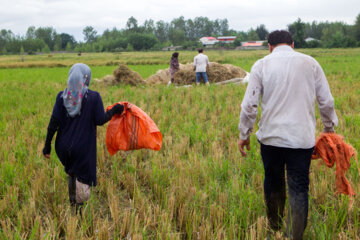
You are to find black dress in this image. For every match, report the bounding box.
[51,90,107,186]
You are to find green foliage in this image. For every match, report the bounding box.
[20,46,24,55]
[60,33,76,50]
[127,33,158,51]
[306,40,321,48]
[1,47,7,55]
[41,44,50,53]
[126,43,134,52]
[233,38,242,47]
[247,29,260,41]
[168,29,186,46]
[288,18,306,48]
[83,26,97,43]
[65,42,72,52]
[255,24,269,40]
[182,40,202,50]
[322,29,357,48]
[354,14,360,41]
[34,26,57,50]
[126,16,138,31]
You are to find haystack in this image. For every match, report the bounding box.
[102,75,115,84]
[93,74,114,84]
[113,64,145,86]
[146,69,170,84]
[171,62,247,85]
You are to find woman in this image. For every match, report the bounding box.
[42,63,124,211]
[168,52,180,85]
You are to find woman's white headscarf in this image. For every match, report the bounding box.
[62,63,91,117]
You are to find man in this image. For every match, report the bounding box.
[238,30,338,239]
[193,48,210,85]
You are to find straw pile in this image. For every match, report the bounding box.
[146,69,170,84]
[100,75,115,84]
[113,64,145,85]
[146,62,247,85]
[94,64,145,86]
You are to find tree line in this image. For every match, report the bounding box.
[1,14,360,54]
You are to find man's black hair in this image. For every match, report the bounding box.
[198,48,203,53]
[267,30,293,46]
[172,52,179,58]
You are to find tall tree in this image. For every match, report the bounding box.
[354,13,360,41]
[255,24,269,40]
[126,16,139,32]
[247,29,260,40]
[0,29,12,50]
[60,33,76,49]
[127,33,158,50]
[35,27,57,50]
[143,19,155,34]
[83,26,97,43]
[26,26,36,40]
[186,19,196,40]
[169,16,187,45]
[170,16,186,32]
[155,20,169,43]
[219,19,229,35]
[168,29,186,45]
[288,18,306,48]
[194,17,213,37]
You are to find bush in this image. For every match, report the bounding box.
[42,44,50,53]
[306,40,321,48]
[127,33,158,51]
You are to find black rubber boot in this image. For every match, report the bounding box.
[266,191,286,231]
[287,192,308,240]
[67,175,76,206]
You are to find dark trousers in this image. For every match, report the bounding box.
[260,142,313,240]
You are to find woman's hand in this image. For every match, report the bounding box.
[112,104,124,115]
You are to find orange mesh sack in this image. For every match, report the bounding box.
[106,102,162,155]
[312,133,359,196]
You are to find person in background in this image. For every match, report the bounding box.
[42,63,124,213]
[237,30,338,239]
[168,52,180,86]
[193,48,210,86]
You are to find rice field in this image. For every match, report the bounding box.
[0,48,360,239]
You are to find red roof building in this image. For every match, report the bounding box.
[238,41,267,50]
[217,36,237,43]
[199,37,219,45]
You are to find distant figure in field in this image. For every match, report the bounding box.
[238,30,338,239]
[42,63,124,212]
[168,52,180,86]
[193,48,210,85]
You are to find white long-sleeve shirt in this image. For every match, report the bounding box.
[193,53,209,72]
[239,45,338,149]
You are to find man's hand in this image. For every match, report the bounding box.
[44,154,50,159]
[238,139,250,157]
[323,127,335,133]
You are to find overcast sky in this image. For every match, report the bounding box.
[1,0,359,41]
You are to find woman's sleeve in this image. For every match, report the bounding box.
[93,93,107,126]
[94,92,124,126]
[43,93,62,155]
[43,116,59,155]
